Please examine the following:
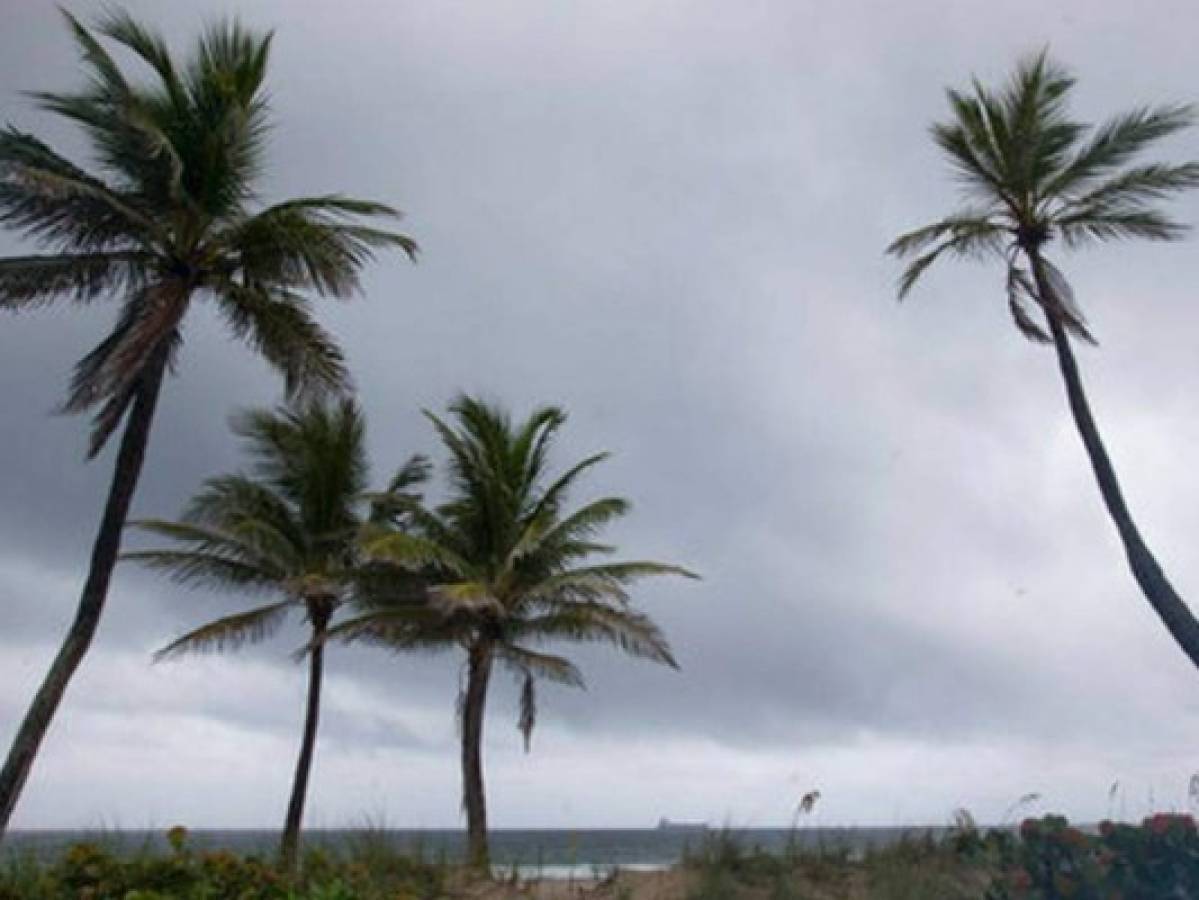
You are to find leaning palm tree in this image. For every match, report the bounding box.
[124,400,428,869]
[0,10,415,838]
[331,396,696,869]
[887,51,1199,667]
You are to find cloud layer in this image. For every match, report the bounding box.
[3,0,1199,828]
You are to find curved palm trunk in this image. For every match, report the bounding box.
[280,602,332,872]
[0,348,170,841]
[1029,250,1199,669]
[461,639,494,870]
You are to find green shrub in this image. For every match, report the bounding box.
[0,829,443,900]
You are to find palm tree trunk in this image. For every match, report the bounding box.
[0,346,170,841]
[1029,250,1199,669]
[280,603,332,872]
[461,639,494,871]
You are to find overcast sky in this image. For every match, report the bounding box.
[5,0,1199,831]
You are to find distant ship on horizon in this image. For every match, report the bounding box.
[656,818,708,832]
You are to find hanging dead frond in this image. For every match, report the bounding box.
[1006,264,1051,343]
[518,673,536,753]
[1039,256,1097,344]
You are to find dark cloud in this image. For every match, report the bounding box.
[4,0,1199,828]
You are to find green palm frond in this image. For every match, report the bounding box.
[887,215,1008,298]
[1056,207,1188,246]
[1061,162,1199,213]
[527,452,610,519]
[516,603,678,669]
[216,284,350,399]
[0,127,159,250]
[497,644,585,687]
[94,10,187,108]
[122,548,280,593]
[230,400,369,535]
[504,496,627,574]
[326,608,464,654]
[362,529,472,576]
[154,598,294,661]
[126,517,294,579]
[225,198,416,298]
[64,282,187,456]
[184,475,303,546]
[0,252,147,309]
[366,454,432,525]
[521,562,696,611]
[1049,105,1196,196]
[387,455,433,494]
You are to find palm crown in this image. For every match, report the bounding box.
[887,50,1199,341]
[335,395,695,744]
[0,10,416,455]
[126,400,427,656]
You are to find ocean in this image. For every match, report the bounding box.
[4,826,947,878]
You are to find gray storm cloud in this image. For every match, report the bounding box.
[3,0,1199,828]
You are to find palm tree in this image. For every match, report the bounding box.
[0,10,415,838]
[124,400,428,869]
[887,51,1199,668]
[331,396,696,869]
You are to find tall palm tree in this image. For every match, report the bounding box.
[124,400,428,870]
[0,10,415,838]
[887,51,1199,668]
[331,396,696,869]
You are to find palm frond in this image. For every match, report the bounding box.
[223,198,416,298]
[524,561,696,609]
[326,608,462,654]
[0,252,147,309]
[518,672,536,752]
[1049,104,1196,195]
[516,603,678,669]
[935,95,1010,202]
[388,454,433,494]
[1060,162,1199,215]
[126,517,294,581]
[216,283,350,399]
[0,127,160,250]
[497,645,585,753]
[367,454,432,525]
[507,497,629,575]
[1056,207,1189,246]
[65,281,187,454]
[1036,256,1096,344]
[94,10,188,109]
[1006,263,1051,343]
[122,548,280,593]
[887,214,1007,299]
[361,528,472,576]
[497,643,586,687]
[154,598,294,661]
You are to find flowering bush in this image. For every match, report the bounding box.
[990,813,1199,899]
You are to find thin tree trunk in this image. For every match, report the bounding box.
[280,601,332,872]
[0,347,170,841]
[461,639,494,871]
[1029,250,1199,670]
